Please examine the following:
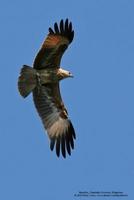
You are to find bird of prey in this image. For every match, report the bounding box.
[18,19,76,158]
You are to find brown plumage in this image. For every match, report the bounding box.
[18,19,76,158]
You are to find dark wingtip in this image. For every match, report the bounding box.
[65,18,69,31]
[49,120,76,158]
[48,19,74,43]
[56,137,60,157]
[60,19,64,33]
[50,138,55,151]
[61,135,66,158]
[70,120,76,139]
[49,27,54,34]
[54,22,59,33]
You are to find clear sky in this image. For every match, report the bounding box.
[0,0,134,199]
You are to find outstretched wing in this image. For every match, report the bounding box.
[33,19,74,69]
[33,84,76,158]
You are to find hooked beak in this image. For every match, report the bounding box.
[69,73,74,78]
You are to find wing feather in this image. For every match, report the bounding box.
[61,135,66,158]
[65,135,71,155]
[50,138,55,151]
[33,84,76,158]
[56,137,60,157]
[69,22,72,32]
[65,19,69,32]
[60,19,64,33]
[48,27,54,34]
[54,22,59,33]
[33,19,74,69]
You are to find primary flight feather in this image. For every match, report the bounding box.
[18,19,76,158]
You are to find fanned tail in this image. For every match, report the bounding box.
[18,65,37,98]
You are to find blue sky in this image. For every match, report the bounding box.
[0,0,134,199]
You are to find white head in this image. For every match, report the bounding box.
[58,68,73,80]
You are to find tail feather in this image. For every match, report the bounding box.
[18,65,37,98]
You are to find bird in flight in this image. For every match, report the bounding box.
[18,19,76,158]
